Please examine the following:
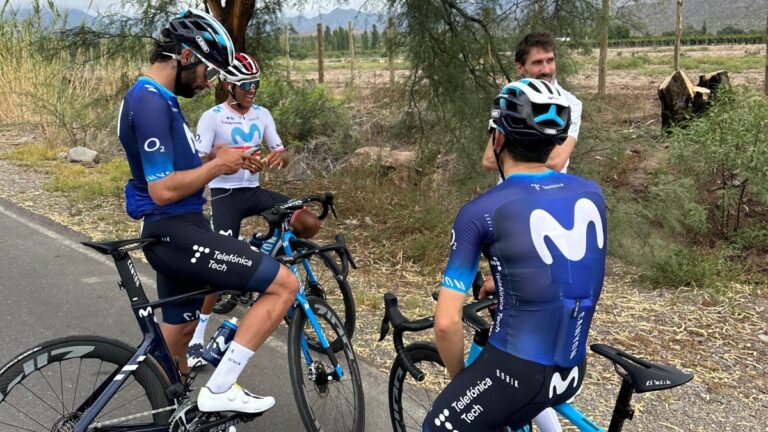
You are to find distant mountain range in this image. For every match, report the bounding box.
[285,7,386,34]
[7,3,765,36]
[10,7,94,28]
[628,0,767,35]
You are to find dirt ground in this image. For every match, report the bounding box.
[0,44,766,430]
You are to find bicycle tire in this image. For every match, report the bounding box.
[289,237,356,350]
[287,297,365,432]
[388,342,448,432]
[0,335,173,431]
[212,291,239,315]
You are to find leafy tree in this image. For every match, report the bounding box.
[609,23,631,39]
[717,25,745,35]
[701,20,707,35]
[324,24,333,50]
[383,0,601,171]
[361,29,370,50]
[371,24,380,49]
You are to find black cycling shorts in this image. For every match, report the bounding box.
[422,344,585,432]
[209,187,290,238]
[141,213,280,325]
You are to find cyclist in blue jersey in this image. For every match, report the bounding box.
[185,52,321,368]
[423,78,606,432]
[118,9,298,415]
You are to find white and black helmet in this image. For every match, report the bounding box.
[167,9,235,73]
[491,78,571,146]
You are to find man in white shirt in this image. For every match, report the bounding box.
[483,31,582,174]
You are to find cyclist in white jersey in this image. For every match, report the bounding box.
[483,31,582,175]
[187,53,320,367]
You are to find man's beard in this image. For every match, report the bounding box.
[175,68,199,99]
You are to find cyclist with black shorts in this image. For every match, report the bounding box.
[117,10,298,414]
[185,52,321,367]
[423,78,606,431]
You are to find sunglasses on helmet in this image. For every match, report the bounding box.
[237,80,260,91]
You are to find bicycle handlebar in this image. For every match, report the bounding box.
[378,292,497,382]
[251,192,337,243]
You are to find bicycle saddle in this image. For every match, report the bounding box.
[591,344,693,393]
[81,238,159,255]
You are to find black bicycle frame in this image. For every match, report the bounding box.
[72,248,218,432]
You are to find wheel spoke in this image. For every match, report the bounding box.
[0,419,40,432]
[4,399,50,431]
[36,367,66,414]
[18,381,63,418]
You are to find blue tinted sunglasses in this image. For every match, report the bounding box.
[237,80,260,91]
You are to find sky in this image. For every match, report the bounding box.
[8,1,370,17]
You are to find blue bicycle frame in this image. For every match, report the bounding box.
[278,229,345,379]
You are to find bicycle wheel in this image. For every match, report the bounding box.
[389,342,448,432]
[287,297,365,432]
[290,238,356,346]
[0,335,173,431]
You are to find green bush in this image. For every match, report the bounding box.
[639,242,735,289]
[261,80,354,155]
[661,87,768,245]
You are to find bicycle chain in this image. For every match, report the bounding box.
[87,405,177,430]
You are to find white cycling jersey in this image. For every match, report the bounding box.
[195,102,284,189]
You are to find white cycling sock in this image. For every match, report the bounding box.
[533,408,562,432]
[189,314,210,346]
[204,341,254,393]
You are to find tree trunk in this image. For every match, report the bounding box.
[317,23,324,83]
[598,0,610,97]
[674,0,683,71]
[205,0,255,51]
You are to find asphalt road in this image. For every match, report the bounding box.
[0,198,390,431]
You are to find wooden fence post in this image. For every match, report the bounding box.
[317,22,324,83]
[285,25,291,82]
[388,17,395,85]
[349,21,355,83]
[598,0,610,97]
[674,0,683,71]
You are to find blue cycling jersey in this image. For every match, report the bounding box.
[117,77,205,220]
[442,170,606,367]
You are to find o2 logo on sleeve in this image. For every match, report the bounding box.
[144,138,164,152]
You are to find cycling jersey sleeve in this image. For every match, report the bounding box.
[262,110,285,152]
[441,204,489,295]
[131,91,176,182]
[195,109,216,156]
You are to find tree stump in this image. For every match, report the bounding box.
[697,70,731,100]
[659,70,718,128]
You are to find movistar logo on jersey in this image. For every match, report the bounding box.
[231,124,262,145]
[549,366,579,398]
[529,198,604,265]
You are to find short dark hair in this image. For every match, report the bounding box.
[502,136,556,164]
[149,28,180,64]
[514,32,556,65]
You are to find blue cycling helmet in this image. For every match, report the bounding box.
[167,8,235,73]
[491,78,571,146]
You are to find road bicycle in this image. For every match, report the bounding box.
[212,192,358,350]
[0,235,364,431]
[379,291,693,432]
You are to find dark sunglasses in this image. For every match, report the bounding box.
[237,80,260,91]
[205,67,219,81]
